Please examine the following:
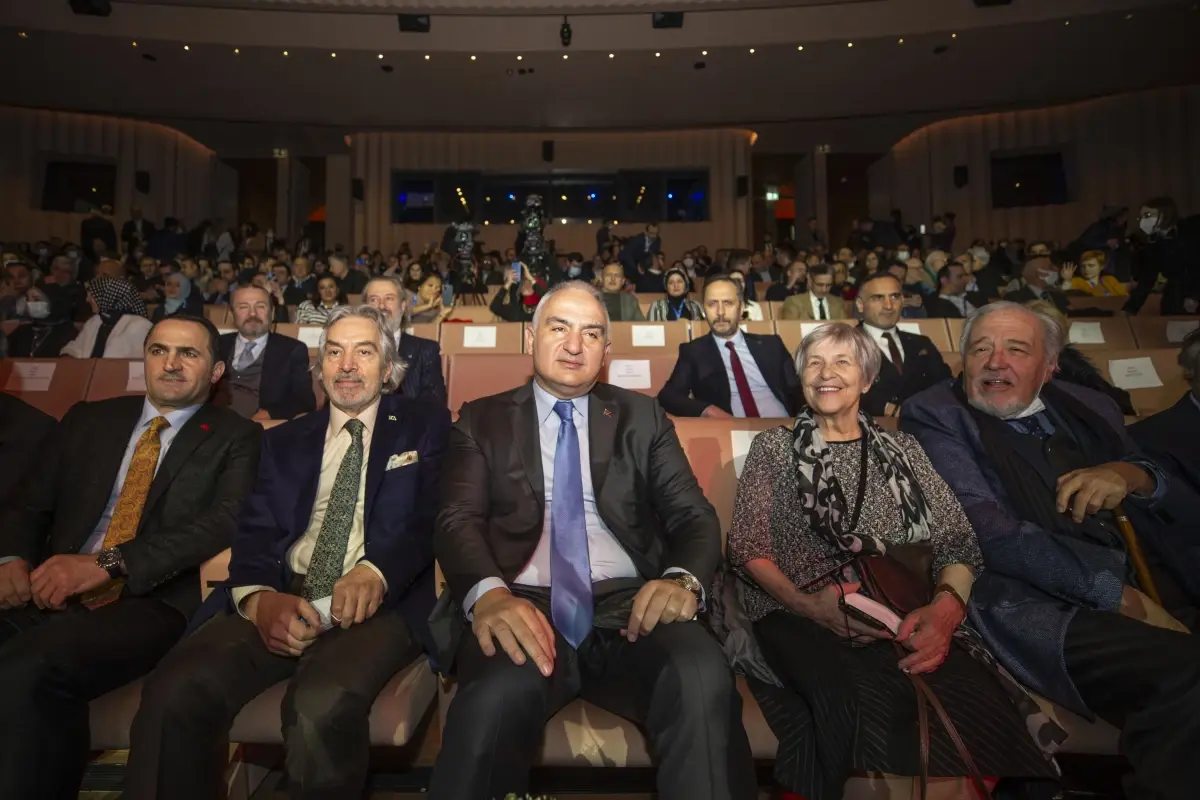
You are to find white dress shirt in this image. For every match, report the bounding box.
[863,323,904,365]
[231,399,386,612]
[713,330,790,419]
[232,332,270,369]
[809,293,832,320]
[463,380,699,615]
[940,293,975,316]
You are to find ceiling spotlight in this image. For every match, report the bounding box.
[17,31,27,39]
[378,53,383,59]
[1064,19,1071,26]
[655,51,661,57]
[587,219,593,224]
[701,49,708,55]
[509,219,515,224]
[560,15,572,48]
[1125,13,1134,19]
[951,33,957,39]
[283,50,288,56]
[184,45,190,51]
[424,54,430,60]
[470,55,477,60]
[483,220,489,226]
[560,218,567,225]
[608,53,614,59]
[233,48,240,54]
[847,42,854,48]
[561,194,567,200]
[563,54,569,60]
[132,41,138,47]
[898,38,904,44]
[331,52,337,58]
[749,48,755,54]
[797,45,804,51]
[517,55,523,61]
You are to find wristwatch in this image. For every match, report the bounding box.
[667,572,703,601]
[933,583,968,616]
[96,547,124,580]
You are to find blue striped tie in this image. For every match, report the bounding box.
[550,399,593,649]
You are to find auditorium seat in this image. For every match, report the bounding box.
[601,354,678,398]
[1067,295,1126,314]
[607,321,689,355]
[896,319,953,352]
[443,305,496,324]
[1128,315,1199,350]
[944,352,963,376]
[765,301,782,320]
[0,357,95,419]
[946,318,965,351]
[85,359,146,401]
[407,322,439,343]
[635,292,665,307]
[288,325,326,353]
[203,305,228,326]
[1098,349,1187,416]
[439,322,524,356]
[754,282,772,302]
[739,320,775,337]
[774,319,856,356]
[1063,317,1136,351]
[0,320,19,336]
[446,353,533,414]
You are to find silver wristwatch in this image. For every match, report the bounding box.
[97,547,124,580]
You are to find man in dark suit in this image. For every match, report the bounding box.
[429,281,756,800]
[0,315,261,799]
[924,262,978,319]
[121,206,156,252]
[901,301,1200,800]
[659,275,799,418]
[620,222,661,280]
[1130,328,1200,497]
[80,204,118,261]
[855,272,952,417]
[126,306,450,800]
[0,393,56,504]
[364,275,446,407]
[1004,257,1072,315]
[215,284,316,422]
[282,255,317,306]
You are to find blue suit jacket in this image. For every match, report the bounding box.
[397,333,446,408]
[221,392,450,656]
[901,380,1200,715]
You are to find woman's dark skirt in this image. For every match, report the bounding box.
[751,610,1056,800]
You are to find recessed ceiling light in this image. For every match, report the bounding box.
[283,50,288,56]
[797,45,804,51]
[1064,19,1070,26]
[951,33,957,39]
[561,194,567,200]
[1125,13,1134,19]
[898,38,904,44]
[424,54,430,60]
[701,50,708,55]
[378,53,383,59]
[483,220,489,226]
[517,55,523,61]
[17,32,27,39]
[563,54,568,59]
[132,41,138,47]
[331,52,337,58]
[847,42,854,48]
[470,55,477,61]
[655,51,661,57]
[234,48,240,54]
[509,219,515,224]
[749,48,755,54]
[587,219,593,224]
[184,45,190,51]
[608,53,615,59]
[560,218,567,224]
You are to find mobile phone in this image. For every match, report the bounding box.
[511,261,522,282]
[919,224,927,235]
[839,594,902,635]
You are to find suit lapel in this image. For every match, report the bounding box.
[588,386,618,499]
[697,336,733,411]
[283,407,330,537]
[744,335,783,401]
[142,404,218,521]
[365,399,400,519]
[511,382,544,509]
[76,398,144,548]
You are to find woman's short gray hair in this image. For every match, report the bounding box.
[794,323,881,386]
[531,280,610,341]
[959,301,1063,367]
[311,304,408,393]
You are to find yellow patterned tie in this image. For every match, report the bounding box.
[82,416,170,609]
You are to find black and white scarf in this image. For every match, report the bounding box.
[790,406,932,556]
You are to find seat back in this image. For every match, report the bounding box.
[443,305,496,324]
[446,353,534,414]
[407,323,440,344]
[1129,316,1199,350]
[289,325,326,353]
[739,321,775,337]
[602,355,679,398]
[607,321,690,355]
[895,319,953,352]
[439,323,525,356]
[203,305,229,326]
[1063,317,1136,350]
[774,319,856,356]
[0,358,95,419]
[86,359,147,401]
[1099,349,1187,416]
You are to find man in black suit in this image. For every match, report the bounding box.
[127,306,449,800]
[1131,329,1200,497]
[1005,257,1072,315]
[855,272,952,417]
[429,280,755,800]
[925,262,978,319]
[658,275,799,418]
[0,393,56,504]
[364,275,447,407]
[80,204,118,261]
[282,255,317,306]
[215,284,316,422]
[121,206,156,252]
[621,222,661,280]
[0,315,261,799]
[329,253,369,296]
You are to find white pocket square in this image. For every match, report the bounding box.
[386,451,419,470]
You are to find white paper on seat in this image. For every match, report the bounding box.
[731,429,767,478]
[608,359,652,390]
[297,326,325,348]
[631,325,666,348]
[800,323,822,339]
[897,323,922,336]
[1166,320,1200,343]
[1068,322,1106,345]
[126,361,146,392]
[5,362,55,392]
[1108,357,1163,390]
[462,326,497,348]
[217,328,235,336]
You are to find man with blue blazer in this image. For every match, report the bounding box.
[365,275,446,407]
[658,275,799,418]
[126,305,450,800]
[1130,328,1200,498]
[902,301,1200,800]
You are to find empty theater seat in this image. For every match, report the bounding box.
[446,353,534,414]
[439,322,524,356]
[607,321,690,356]
[85,359,147,401]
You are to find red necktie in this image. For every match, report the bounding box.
[883,331,904,375]
[725,341,760,418]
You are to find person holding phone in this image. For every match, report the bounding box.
[489,262,545,322]
[718,323,1058,800]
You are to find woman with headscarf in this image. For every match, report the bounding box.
[62,277,153,359]
[150,272,203,322]
[6,284,78,357]
[646,267,705,321]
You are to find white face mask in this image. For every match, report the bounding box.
[26,300,50,319]
[683,257,694,268]
[1139,215,1160,235]
[896,250,910,262]
[1041,271,1059,287]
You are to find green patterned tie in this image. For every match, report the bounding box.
[302,418,366,600]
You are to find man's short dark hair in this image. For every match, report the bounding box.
[144,314,222,365]
[702,274,742,299]
[727,251,752,272]
[860,271,903,294]
[775,244,795,261]
[808,264,833,279]
[937,264,961,286]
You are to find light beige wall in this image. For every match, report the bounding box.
[869,86,1200,248]
[0,106,215,244]
[351,129,754,258]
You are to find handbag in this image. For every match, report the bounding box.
[836,437,994,800]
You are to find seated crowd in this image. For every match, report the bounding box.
[0,200,1198,800]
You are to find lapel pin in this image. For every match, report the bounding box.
[603,408,613,417]
[388,415,398,421]
[200,423,210,431]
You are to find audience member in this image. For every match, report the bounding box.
[621,223,661,279]
[1069,250,1127,297]
[402,260,427,294]
[1125,196,1200,315]
[5,284,78,358]
[150,272,203,322]
[295,275,347,325]
[0,394,55,505]
[855,272,951,417]
[765,258,808,301]
[409,273,453,325]
[127,306,449,800]
[120,206,155,251]
[0,260,33,321]
[204,276,231,305]
[44,254,90,321]
[659,275,798,418]
[63,278,154,359]
[0,315,261,799]
[1005,257,1072,315]
[902,302,1200,800]
[598,262,645,321]
[364,276,446,408]
[646,267,704,321]
[925,263,977,319]
[215,285,316,422]
[80,205,118,263]
[966,245,1005,301]
[428,280,756,800]
[727,271,765,321]
[1026,300,1135,416]
[779,265,846,321]
[329,253,369,296]
[1130,329,1200,497]
[490,264,545,323]
[723,322,1056,800]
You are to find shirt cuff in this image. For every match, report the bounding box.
[463,577,508,621]
[356,559,389,594]
[1124,457,1168,505]
[231,585,274,620]
[662,567,707,612]
[0,556,20,566]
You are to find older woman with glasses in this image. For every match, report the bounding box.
[717,323,1058,800]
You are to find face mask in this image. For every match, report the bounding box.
[1041,271,1059,287]
[566,266,582,278]
[26,300,50,319]
[1000,395,1046,420]
[1139,215,1160,235]
[896,250,910,262]
[683,258,694,268]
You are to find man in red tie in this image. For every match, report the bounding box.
[658,275,799,419]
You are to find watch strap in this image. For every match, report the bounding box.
[934,583,967,615]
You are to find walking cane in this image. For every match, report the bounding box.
[1114,504,1162,605]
